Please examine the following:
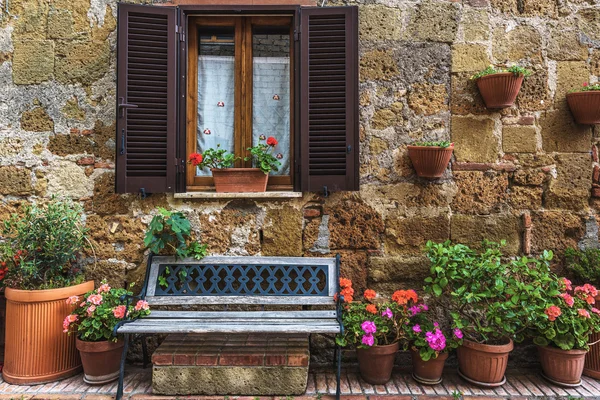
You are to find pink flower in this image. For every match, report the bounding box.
[113,305,127,319]
[562,277,573,291]
[361,334,374,347]
[413,324,421,333]
[433,322,439,327]
[584,82,589,87]
[560,293,574,307]
[545,305,562,321]
[578,309,591,319]
[381,307,393,319]
[63,314,78,332]
[97,284,111,293]
[425,328,446,352]
[66,295,80,305]
[361,321,377,334]
[87,294,103,305]
[79,301,86,307]
[87,305,96,316]
[593,307,600,316]
[453,328,463,339]
[135,300,149,311]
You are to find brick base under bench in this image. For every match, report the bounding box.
[151,333,310,396]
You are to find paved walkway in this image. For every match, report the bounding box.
[1,366,600,399]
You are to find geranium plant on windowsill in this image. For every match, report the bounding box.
[189,136,282,193]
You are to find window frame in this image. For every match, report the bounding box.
[184,12,296,192]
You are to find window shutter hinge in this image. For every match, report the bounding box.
[294,29,299,42]
[177,25,185,42]
[176,158,185,173]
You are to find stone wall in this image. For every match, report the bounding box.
[1,0,600,366]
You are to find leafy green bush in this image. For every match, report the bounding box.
[412,141,452,148]
[245,135,282,174]
[424,240,553,344]
[471,65,533,80]
[189,144,240,170]
[569,82,600,92]
[144,208,207,260]
[565,247,600,285]
[0,199,88,290]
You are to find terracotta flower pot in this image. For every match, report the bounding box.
[410,348,449,385]
[538,345,587,387]
[407,144,454,179]
[2,281,95,385]
[211,168,268,193]
[76,338,125,385]
[583,294,600,379]
[476,73,524,109]
[457,338,513,387]
[356,342,399,385]
[566,91,600,125]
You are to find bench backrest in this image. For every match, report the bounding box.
[141,255,340,306]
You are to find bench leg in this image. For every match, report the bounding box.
[141,334,149,369]
[116,333,130,400]
[336,344,341,400]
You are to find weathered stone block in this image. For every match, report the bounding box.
[262,206,303,257]
[359,49,399,82]
[451,116,498,163]
[517,66,550,111]
[199,206,261,255]
[592,50,600,76]
[359,5,403,42]
[547,28,588,61]
[92,172,129,215]
[491,0,557,18]
[47,9,74,39]
[326,198,384,250]
[513,168,546,186]
[452,44,490,73]
[461,9,490,42]
[92,120,117,161]
[85,214,146,263]
[385,215,450,254]
[396,43,451,86]
[20,107,54,132]
[48,134,94,155]
[13,0,48,39]
[503,126,537,153]
[555,61,589,106]
[85,259,130,289]
[368,256,430,289]
[61,97,86,120]
[540,106,592,152]
[54,40,110,85]
[12,40,54,84]
[450,214,521,255]
[530,211,584,254]
[578,8,600,43]
[407,1,459,43]
[450,73,487,115]
[545,153,592,210]
[0,167,33,196]
[510,186,543,209]
[371,102,404,129]
[408,83,448,116]
[492,25,542,63]
[47,161,93,198]
[452,171,509,214]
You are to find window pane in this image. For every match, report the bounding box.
[197,27,235,176]
[252,27,291,176]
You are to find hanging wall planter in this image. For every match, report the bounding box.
[407,141,454,179]
[471,66,532,109]
[566,84,600,125]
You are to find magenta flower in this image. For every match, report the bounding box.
[453,328,463,339]
[425,329,446,352]
[408,305,421,316]
[361,334,375,347]
[421,304,429,311]
[433,321,439,327]
[381,308,393,319]
[412,324,421,333]
[361,320,377,334]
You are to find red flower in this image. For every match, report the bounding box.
[584,82,589,87]
[365,304,377,314]
[392,289,418,305]
[545,305,561,321]
[266,137,278,146]
[363,289,376,300]
[188,153,203,166]
[339,278,352,288]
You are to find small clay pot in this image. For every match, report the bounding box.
[457,338,513,387]
[407,144,454,179]
[211,168,268,193]
[566,91,600,125]
[583,294,600,379]
[410,348,449,385]
[356,342,399,385]
[476,73,524,109]
[538,345,587,387]
[76,338,125,385]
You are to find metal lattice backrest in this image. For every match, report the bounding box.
[145,256,338,306]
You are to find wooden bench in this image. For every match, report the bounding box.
[114,254,344,399]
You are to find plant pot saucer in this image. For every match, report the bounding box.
[458,368,506,387]
[412,372,442,386]
[540,372,581,388]
[83,370,120,385]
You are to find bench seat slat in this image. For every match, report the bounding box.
[147,296,335,306]
[124,318,338,325]
[118,322,341,334]
[148,310,337,319]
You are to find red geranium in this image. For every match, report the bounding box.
[266,137,278,146]
[188,153,203,166]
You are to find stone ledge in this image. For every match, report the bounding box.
[174,191,303,199]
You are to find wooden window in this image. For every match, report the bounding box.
[115,4,359,195]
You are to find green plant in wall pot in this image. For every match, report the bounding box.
[407,141,454,179]
[566,83,600,125]
[471,65,533,109]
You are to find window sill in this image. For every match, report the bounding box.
[174,191,302,199]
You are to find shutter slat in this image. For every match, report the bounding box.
[116,4,177,194]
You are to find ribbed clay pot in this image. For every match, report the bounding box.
[3,281,94,384]
[76,338,125,385]
[457,338,513,387]
[583,294,600,379]
[566,91,600,125]
[407,144,454,179]
[538,345,587,387]
[356,342,399,385]
[410,348,449,385]
[476,73,524,109]
[211,168,268,193]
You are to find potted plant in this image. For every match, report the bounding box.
[189,135,282,193]
[404,305,463,385]
[407,141,454,179]
[0,199,94,384]
[63,280,150,384]
[471,65,532,109]
[335,279,416,385]
[424,240,552,387]
[566,83,600,125]
[529,275,600,387]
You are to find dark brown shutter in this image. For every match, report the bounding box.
[299,6,359,192]
[115,4,177,194]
